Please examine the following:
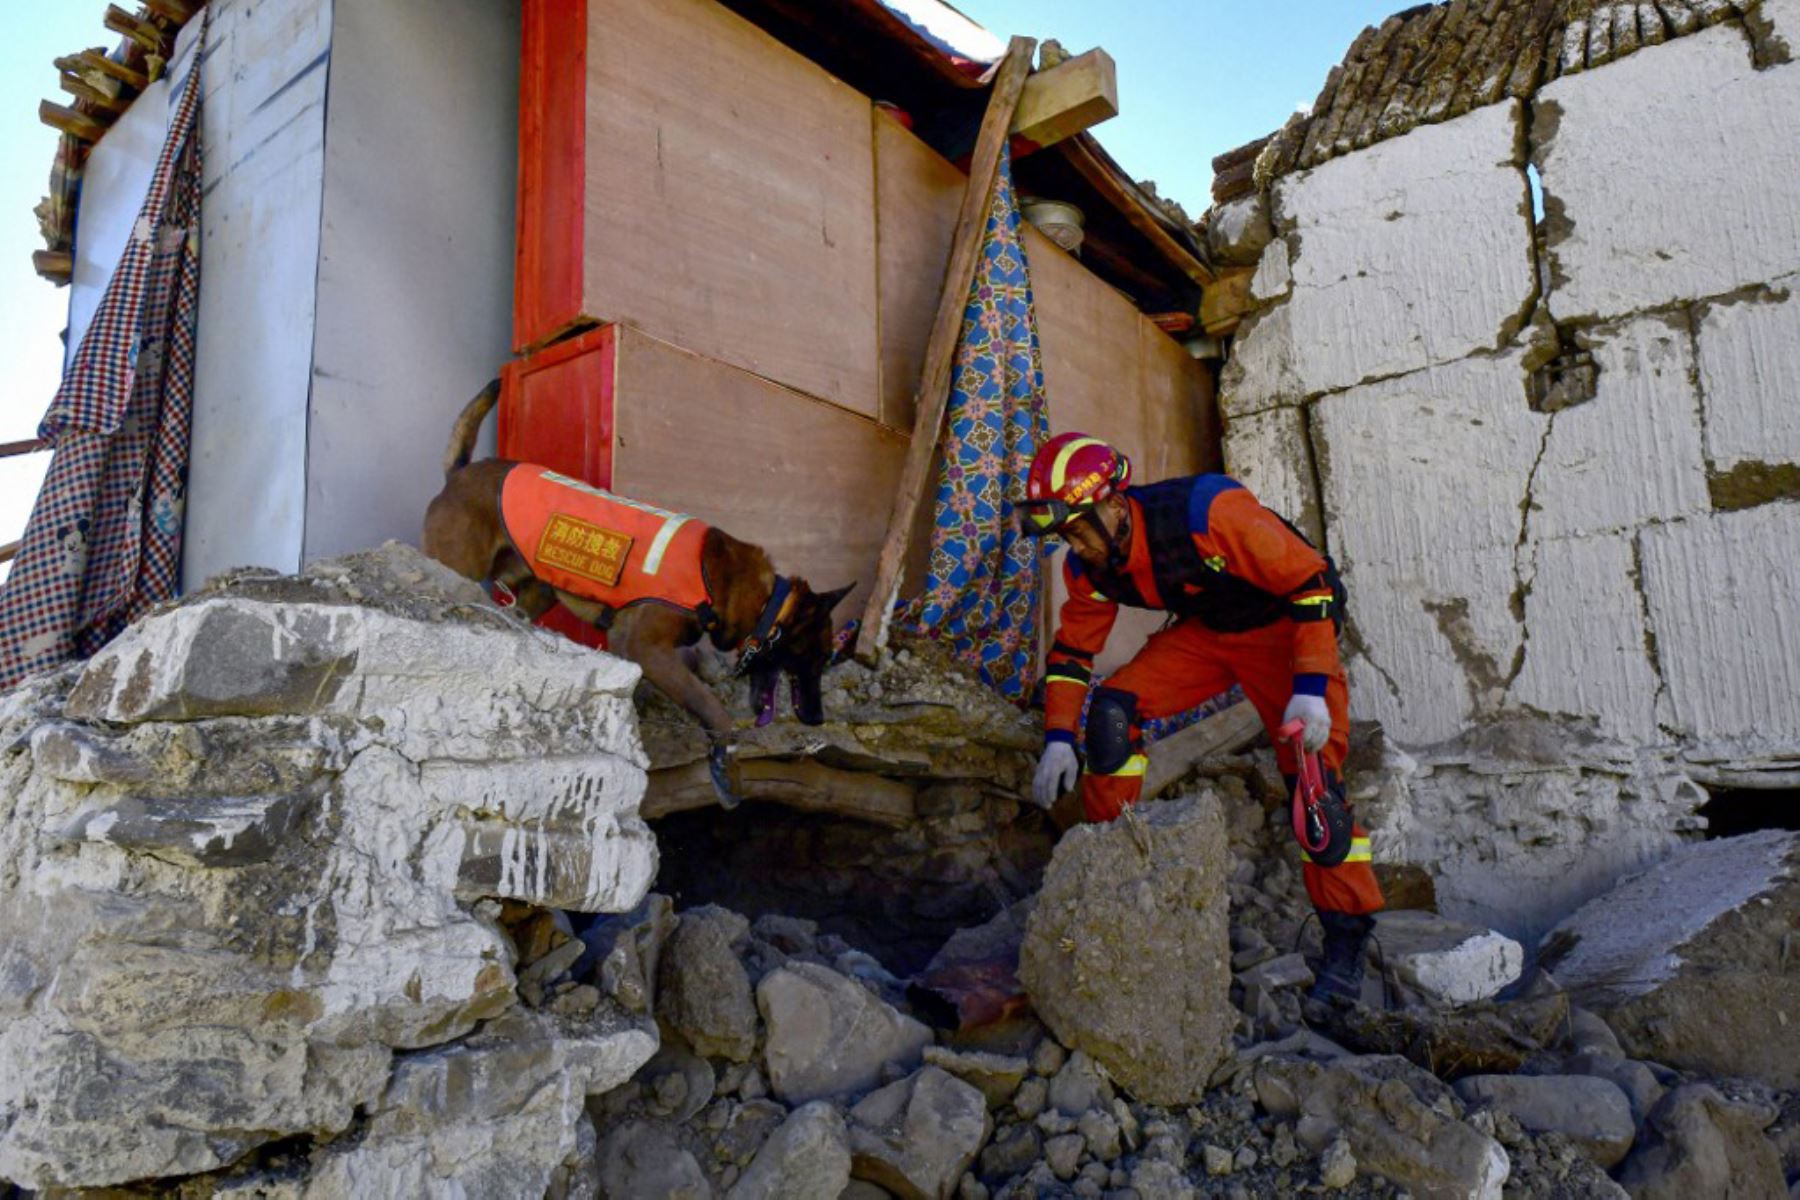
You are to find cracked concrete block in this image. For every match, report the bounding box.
[1225,101,1535,416]
[1695,280,1800,472]
[1221,406,1322,545]
[1639,504,1800,753]
[1250,236,1291,303]
[1384,762,1693,946]
[1528,316,1711,540]
[1508,533,1661,743]
[1538,26,1800,321]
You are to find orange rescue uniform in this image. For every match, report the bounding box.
[1044,474,1383,917]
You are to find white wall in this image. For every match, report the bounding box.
[302,0,519,564]
[182,0,334,590]
[1220,20,1800,942]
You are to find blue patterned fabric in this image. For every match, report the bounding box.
[900,146,1048,700]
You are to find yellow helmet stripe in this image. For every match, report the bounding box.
[1049,437,1106,492]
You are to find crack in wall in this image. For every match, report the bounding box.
[1628,529,1680,741]
[1499,409,1558,706]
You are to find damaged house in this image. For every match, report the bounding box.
[4,0,1800,1196]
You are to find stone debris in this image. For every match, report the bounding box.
[658,904,760,1062]
[1374,910,1524,1005]
[0,544,659,1193]
[847,1066,992,1199]
[1542,829,1800,1086]
[1454,1073,1637,1168]
[1614,1084,1789,1199]
[757,961,932,1103]
[726,1101,851,1200]
[1020,794,1235,1106]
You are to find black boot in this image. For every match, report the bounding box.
[1310,911,1375,1004]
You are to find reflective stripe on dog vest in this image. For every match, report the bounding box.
[499,466,712,616]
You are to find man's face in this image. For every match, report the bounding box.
[1058,495,1125,566]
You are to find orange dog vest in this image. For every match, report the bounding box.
[499,466,712,617]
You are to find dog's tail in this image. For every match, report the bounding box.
[443,378,501,477]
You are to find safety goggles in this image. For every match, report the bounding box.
[1014,497,1094,538]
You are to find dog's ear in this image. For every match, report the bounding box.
[818,583,856,612]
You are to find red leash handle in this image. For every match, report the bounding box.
[1278,719,1332,855]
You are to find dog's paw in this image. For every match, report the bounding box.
[708,740,744,810]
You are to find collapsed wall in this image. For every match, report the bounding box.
[0,546,659,1192]
[1211,7,1800,943]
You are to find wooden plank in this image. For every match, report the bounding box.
[874,113,966,432]
[1136,312,1220,481]
[1011,48,1118,150]
[0,439,48,460]
[1142,701,1265,802]
[513,0,589,353]
[580,0,880,417]
[609,325,922,625]
[60,73,129,116]
[141,0,198,23]
[1060,135,1215,287]
[104,5,166,53]
[0,541,20,566]
[57,50,149,93]
[641,756,918,826]
[1200,267,1257,336]
[857,35,1036,661]
[1029,223,1151,459]
[39,100,108,144]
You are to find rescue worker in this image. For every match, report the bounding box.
[1017,432,1384,1003]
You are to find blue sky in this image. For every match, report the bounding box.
[0,1,1401,575]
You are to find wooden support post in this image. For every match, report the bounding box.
[57,50,150,94]
[60,74,129,117]
[855,35,1036,664]
[39,100,109,144]
[1199,267,1258,337]
[1011,48,1118,150]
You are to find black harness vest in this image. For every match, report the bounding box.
[1078,477,1343,635]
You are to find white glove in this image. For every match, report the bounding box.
[1282,693,1332,753]
[1032,741,1080,809]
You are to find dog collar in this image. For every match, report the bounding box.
[734,576,795,676]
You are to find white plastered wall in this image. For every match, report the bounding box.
[302,0,519,563]
[1220,20,1800,943]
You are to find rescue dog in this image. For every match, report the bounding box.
[422,381,853,806]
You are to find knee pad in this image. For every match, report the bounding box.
[1287,771,1356,867]
[1084,687,1139,775]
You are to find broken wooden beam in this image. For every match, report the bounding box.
[1200,266,1258,336]
[1011,48,1118,151]
[104,5,167,54]
[1060,134,1216,288]
[39,100,109,144]
[59,74,129,117]
[641,756,919,827]
[1142,700,1265,802]
[141,0,198,24]
[56,50,149,94]
[857,35,1037,663]
[31,251,73,284]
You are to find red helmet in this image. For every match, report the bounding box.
[1018,433,1131,536]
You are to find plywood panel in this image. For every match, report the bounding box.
[874,113,966,431]
[582,0,880,417]
[1136,318,1221,481]
[611,328,916,620]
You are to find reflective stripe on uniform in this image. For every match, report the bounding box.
[1302,836,1371,865]
[1049,437,1105,491]
[1097,753,1148,779]
[642,515,691,576]
[1045,663,1092,686]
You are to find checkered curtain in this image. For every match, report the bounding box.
[900,146,1049,700]
[0,39,204,689]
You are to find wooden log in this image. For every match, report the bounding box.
[1142,701,1265,802]
[1011,48,1117,151]
[855,35,1036,663]
[57,50,149,94]
[39,100,108,144]
[31,251,73,283]
[641,756,918,827]
[1199,267,1257,337]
